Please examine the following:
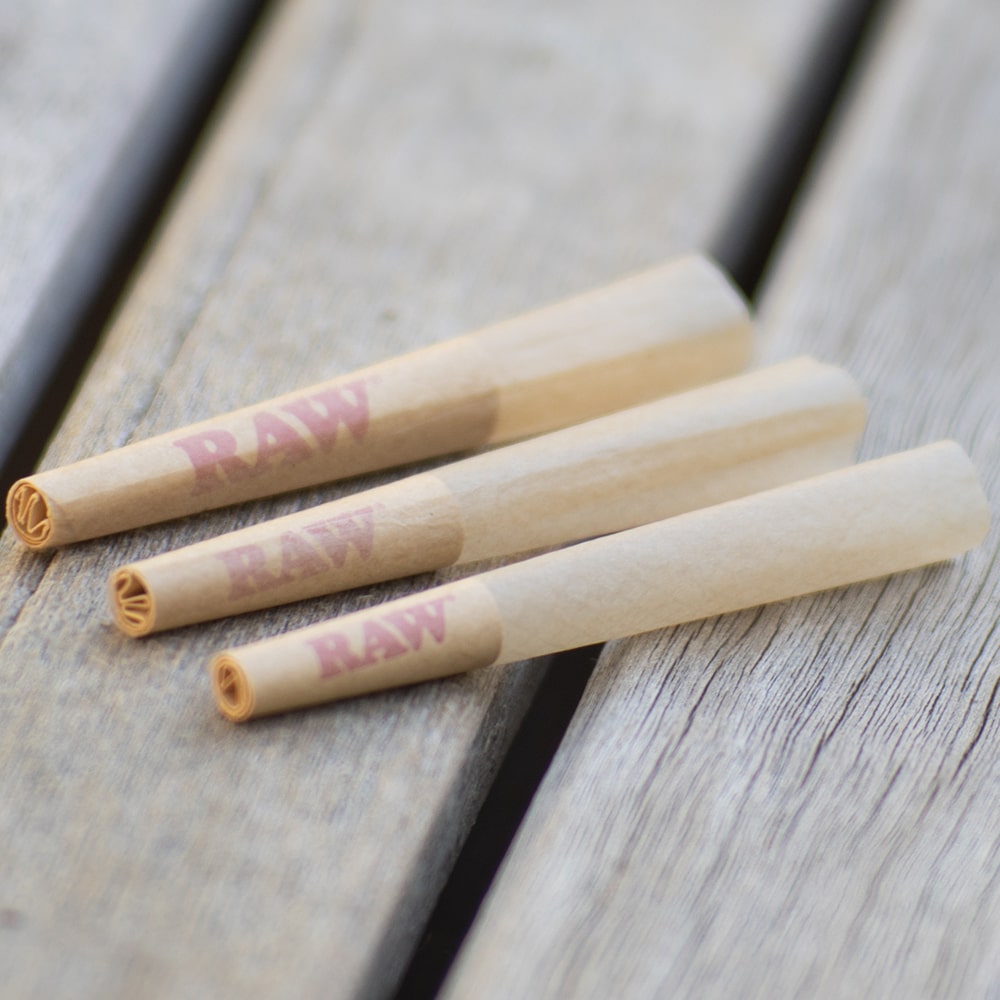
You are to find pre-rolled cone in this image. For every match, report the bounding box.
[9,254,750,549]
[211,441,989,720]
[111,357,864,636]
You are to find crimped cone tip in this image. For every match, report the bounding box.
[6,481,52,548]
[211,655,255,722]
[109,568,156,637]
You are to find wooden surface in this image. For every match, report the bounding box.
[0,0,856,996]
[444,0,1000,996]
[0,0,260,469]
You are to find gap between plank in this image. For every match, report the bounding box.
[712,0,887,295]
[393,644,604,999]
[0,1,274,493]
[394,1,888,997]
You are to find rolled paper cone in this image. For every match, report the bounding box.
[7,254,751,550]
[111,357,866,636]
[210,441,990,721]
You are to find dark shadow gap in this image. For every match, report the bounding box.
[0,1,274,493]
[395,644,603,999]
[712,0,888,294]
[395,1,889,997]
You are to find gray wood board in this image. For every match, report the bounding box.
[1,0,860,996]
[0,0,261,468]
[443,0,1000,996]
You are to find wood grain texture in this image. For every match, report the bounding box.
[0,0,860,996]
[0,0,261,468]
[443,0,1000,997]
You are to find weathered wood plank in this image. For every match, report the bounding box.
[1,0,861,996]
[443,0,1000,996]
[0,0,262,469]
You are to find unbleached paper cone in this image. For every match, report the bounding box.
[210,441,990,721]
[7,254,750,550]
[111,358,865,636]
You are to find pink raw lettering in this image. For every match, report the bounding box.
[173,429,253,495]
[307,631,363,678]
[334,506,377,560]
[216,544,293,601]
[383,594,455,650]
[252,411,312,472]
[277,531,327,580]
[359,621,409,664]
[281,380,369,449]
[304,506,376,567]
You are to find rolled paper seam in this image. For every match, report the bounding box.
[442,355,865,562]
[486,440,990,663]
[475,253,751,440]
[210,441,989,720]
[8,253,750,549]
[112,357,864,636]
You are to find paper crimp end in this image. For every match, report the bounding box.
[6,480,54,549]
[211,653,256,722]
[109,567,157,637]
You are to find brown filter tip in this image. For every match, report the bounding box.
[211,655,255,722]
[110,568,156,637]
[7,481,52,549]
